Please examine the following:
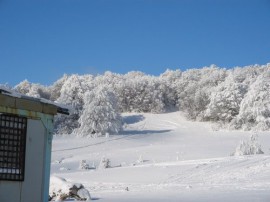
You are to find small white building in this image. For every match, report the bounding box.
[0,88,68,202]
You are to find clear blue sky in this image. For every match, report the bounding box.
[1,0,270,86]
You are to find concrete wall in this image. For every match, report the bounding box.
[0,118,48,202]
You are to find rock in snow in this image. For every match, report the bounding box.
[49,176,91,201]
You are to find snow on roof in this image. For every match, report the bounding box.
[0,87,69,115]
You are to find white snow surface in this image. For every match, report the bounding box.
[51,112,270,201]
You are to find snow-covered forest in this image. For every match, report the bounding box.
[7,63,270,135]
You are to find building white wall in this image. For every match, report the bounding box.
[0,181,21,201]
[0,118,47,202]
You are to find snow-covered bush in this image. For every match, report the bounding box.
[98,157,111,169]
[137,155,144,164]
[77,86,122,137]
[79,160,90,170]
[231,134,264,156]
[49,176,91,201]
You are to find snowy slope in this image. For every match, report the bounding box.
[51,112,270,201]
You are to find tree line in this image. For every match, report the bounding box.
[8,63,270,135]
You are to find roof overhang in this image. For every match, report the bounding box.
[0,87,69,116]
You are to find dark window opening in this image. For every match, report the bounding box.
[0,114,27,181]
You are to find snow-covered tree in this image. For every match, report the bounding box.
[49,74,69,101]
[204,72,247,123]
[76,86,122,137]
[135,77,165,113]
[54,74,94,134]
[116,73,165,113]
[159,69,182,110]
[5,63,270,134]
[14,79,51,99]
[14,79,32,94]
[26,83,51,99]
[204,65,268,128]
[234,70,270,130]
[232,65,264,85]
[94,71,123,90]
[57,74,92,111]
[176,66,227,120]
[0,83,12,91]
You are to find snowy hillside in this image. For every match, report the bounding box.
[51,112,270,201]
[12,65,270,134]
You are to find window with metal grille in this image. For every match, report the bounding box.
[0,114,27,181]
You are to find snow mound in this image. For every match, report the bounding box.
[49,176,91,201]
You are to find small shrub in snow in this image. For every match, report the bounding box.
[99,157,111,169]
[59,167,70,171]
[231,134,264,156]
[137,155,144,164]
[79,160,90,170]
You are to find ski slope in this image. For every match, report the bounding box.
[51,112,270,201]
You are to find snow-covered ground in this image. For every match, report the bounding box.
[51,112,270,201]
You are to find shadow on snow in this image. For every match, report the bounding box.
[120,129,171,135]
[122,114,145,124]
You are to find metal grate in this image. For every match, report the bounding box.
[0,114,27,181]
